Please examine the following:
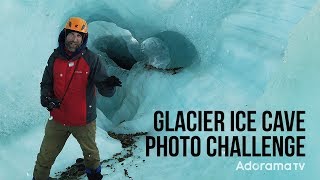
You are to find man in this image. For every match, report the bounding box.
[33,17,122,180]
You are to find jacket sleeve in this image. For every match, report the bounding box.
[91,55,116,97]
[40,54,55,107]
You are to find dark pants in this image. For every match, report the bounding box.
[33,119,100,180]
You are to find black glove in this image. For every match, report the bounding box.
[103,76,122,87]
[45,97,61,111]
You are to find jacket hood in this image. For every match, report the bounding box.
[58,29,88,60]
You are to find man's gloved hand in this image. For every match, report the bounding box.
[103,76,122,87]
[45,97,61,111]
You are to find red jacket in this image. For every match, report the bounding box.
[40,30,115,126]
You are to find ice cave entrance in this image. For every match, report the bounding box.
[88,21,198,71]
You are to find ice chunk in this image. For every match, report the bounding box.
[141,37,171,68]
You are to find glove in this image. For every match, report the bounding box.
[45,97,61,111]
[103,76,122,87]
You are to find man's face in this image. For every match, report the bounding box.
[65,31,83,52]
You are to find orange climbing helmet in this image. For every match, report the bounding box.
[65,17,88,33]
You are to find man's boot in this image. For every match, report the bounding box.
[86,165,103,180]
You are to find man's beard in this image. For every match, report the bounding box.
[65,41,81,52]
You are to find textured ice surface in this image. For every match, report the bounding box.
[141,37,171,68]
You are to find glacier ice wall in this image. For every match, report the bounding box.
[0,0,319,179]
[255,3,320,179]
[0,0,239,140]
